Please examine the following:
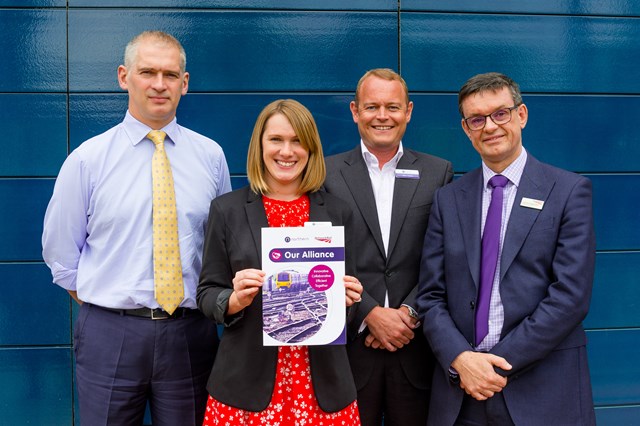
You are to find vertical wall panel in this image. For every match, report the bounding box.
[590,175,640,251]
[0,10,66,92]
[0,179,55,261]
[584,252,640,329]
[0,348,73,425]
[0,264,71,345]
[1,94,68,177]
[589,330,640,405]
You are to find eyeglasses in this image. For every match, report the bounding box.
[463,105,520,131]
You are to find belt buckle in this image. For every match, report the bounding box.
[151,309,171,320]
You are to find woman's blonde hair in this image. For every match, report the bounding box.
[247,99,326,195]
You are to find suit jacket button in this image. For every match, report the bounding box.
[385,270,392,277]
[470,301,475,309]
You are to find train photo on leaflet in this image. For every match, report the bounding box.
[263,269,328,344]
[275,271,292,288]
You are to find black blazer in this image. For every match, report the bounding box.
[324,146,453,391]
[197,186,358,412]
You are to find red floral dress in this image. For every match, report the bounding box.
[203,194,360,426]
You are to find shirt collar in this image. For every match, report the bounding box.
[482,146,528,189]
[123,111,180,147]
[360,140,404,169]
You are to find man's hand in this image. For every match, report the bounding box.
[68,290,83,305]
[363,306,416,351]
[451,351,512,401]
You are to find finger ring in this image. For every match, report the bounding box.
[354,297,362,303]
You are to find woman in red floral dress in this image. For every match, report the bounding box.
[198,99,363,425]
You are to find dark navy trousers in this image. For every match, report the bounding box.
[74,303,218,426]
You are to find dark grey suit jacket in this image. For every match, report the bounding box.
[197,187,358,412]
[417,154,596,425]
[324,146,453,391]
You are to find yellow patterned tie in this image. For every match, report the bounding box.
[149,130,184,314]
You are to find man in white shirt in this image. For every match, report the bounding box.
[324,68,453,426]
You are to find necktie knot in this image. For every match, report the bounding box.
[489,174,509,190]
[148,130,167,149]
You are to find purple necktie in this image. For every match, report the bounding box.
[475,174,509,346]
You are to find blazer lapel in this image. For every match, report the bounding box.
[244,189,269,264]
[387,151,420,259]
[309,191,331,222]
[500,156,554,279]
[340,148,386,258]
[456,169,484,289]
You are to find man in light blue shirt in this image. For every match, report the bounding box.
[42,31,231,425]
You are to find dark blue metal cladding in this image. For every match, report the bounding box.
[406,94,640,173]
[3,3,639,424]
[0,348,73,425]
[0,179,55,261]
[0,264,71,345]
[596,406,640,425]
[401,13,640,94]
[401,0,640,16]
[1,94,68,176]
[69,94,129,152]
[585,253,640,329]
[69,0,396,10]
[589,174,640,251]
[0,10,67,92]
[588,330,640,405]
[69,10,398,92]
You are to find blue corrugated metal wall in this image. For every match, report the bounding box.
[1,1,638,424]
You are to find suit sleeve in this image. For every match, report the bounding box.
[491,176,595,376]
[401,160,454,309]
[197,199,240,326]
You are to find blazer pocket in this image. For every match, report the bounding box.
[531,216,555,232]
[404,202,432,224]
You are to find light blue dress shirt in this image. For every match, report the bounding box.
[42,112,232,309]
[476,147,527,350]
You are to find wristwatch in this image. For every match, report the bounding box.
[448,367,460,384]
[402,304,419,320]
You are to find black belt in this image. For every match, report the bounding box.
[96,305,198,320]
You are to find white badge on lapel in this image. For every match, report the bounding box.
[395,169,419,179]
[520,197,544,210]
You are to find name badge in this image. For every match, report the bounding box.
[520,197,544,210]
[395,169,420,179]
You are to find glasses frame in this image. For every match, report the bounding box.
[463,105,520,131]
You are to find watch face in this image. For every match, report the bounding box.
[449,372,460,385]
[407,306,419,319]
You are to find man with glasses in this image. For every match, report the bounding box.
[416,72,596,425]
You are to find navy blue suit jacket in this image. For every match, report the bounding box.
[417,154,596,426]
